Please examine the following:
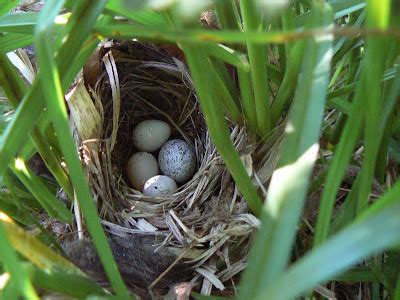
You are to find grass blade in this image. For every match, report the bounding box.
[238,4,334,298]
[183,43,263,214]
[207,43,250,71]
[207,59,242,124]
[295,0,366,27]
[213,0,241,30]
[0,82,41,181]
[34,1,130,297]
[314,0,393,245]
[105,1,169,26]
[0,211,83,273]
[239,0,271,136]
[356,0,391,213]
[9,157,73,223]
[237,67,257,133]
[0,53,74,199]
[0,12,38,34]
[270,39,306,122]
[0,33,33,53]
[0,214,39,300]
[0,1,110,185]
[0,0,19,16]
[256,200,400,300]
[23,263,106,298]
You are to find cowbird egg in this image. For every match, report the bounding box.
[126,152,159,190]
[143,175,178,197]
[158,139,197,184]
[133,119,171,152]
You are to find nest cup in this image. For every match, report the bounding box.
[67,41,262,297]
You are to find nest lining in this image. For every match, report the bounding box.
[68,41,273,297]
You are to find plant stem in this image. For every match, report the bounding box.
[239,0,271,136]
[183,43,262,214]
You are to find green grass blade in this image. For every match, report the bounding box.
[355,0,391,213]
[30,130,74,199]
[330,45,361,145]
[0,212,83,274]
[357,179,400,222]
[314,0,393,246]
[213,0,241,30]
[23,263,107,298]
[332,11,365,57]
[327,66,399,99]
[313,80,363,245]
[0,196,37,226]
[281,6,296,52]
[270,39,306,122]
[0,0,19,16]
[395,263,400,300]
[374,60,400,181]
[295,0,366,27]
[326,96,352,114]
[329,175,360,232]
[381,60,400,131]
[239,0,271,136]
[0,83,41,181]
[0,53,74,199]
[34,1,130,297]
[207,43,250,71]
[54,3,105,78]
[96,19,400,45]
[207,59,242,123]
[333,266,378,282]
[210,53,265,131]
[0,33,33,53]
[0,54,29,106]
[0,12,38,34]
[237,68,257,133]
[183,43,262,214]
[256,201,400,300]
[0,0,110,186]
[105,1,169,26]
[9,157,73,223]
[238,4,334,298]
[0,217,39,300]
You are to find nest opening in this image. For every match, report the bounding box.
[99,42,206,189]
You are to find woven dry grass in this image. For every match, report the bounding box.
[66,40,282,298]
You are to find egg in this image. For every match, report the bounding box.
[158,139,197,184]
[143,175,178,197]
[132,119,171,152]
[126,152,159,190]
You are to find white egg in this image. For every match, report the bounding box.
[132,119,171,152]
[143,175,178,197]
[126,152,159,190]
[158,139,197,184]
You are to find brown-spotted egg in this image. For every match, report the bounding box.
[158,139,196,184]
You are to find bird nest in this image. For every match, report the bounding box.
[65,41,278,298]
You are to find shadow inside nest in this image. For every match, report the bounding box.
[97,41,207,174]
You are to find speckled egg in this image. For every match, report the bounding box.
[126,152,159,190]
[132,119,171,152]
[158,139,197,184]
[143,175,178,197]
